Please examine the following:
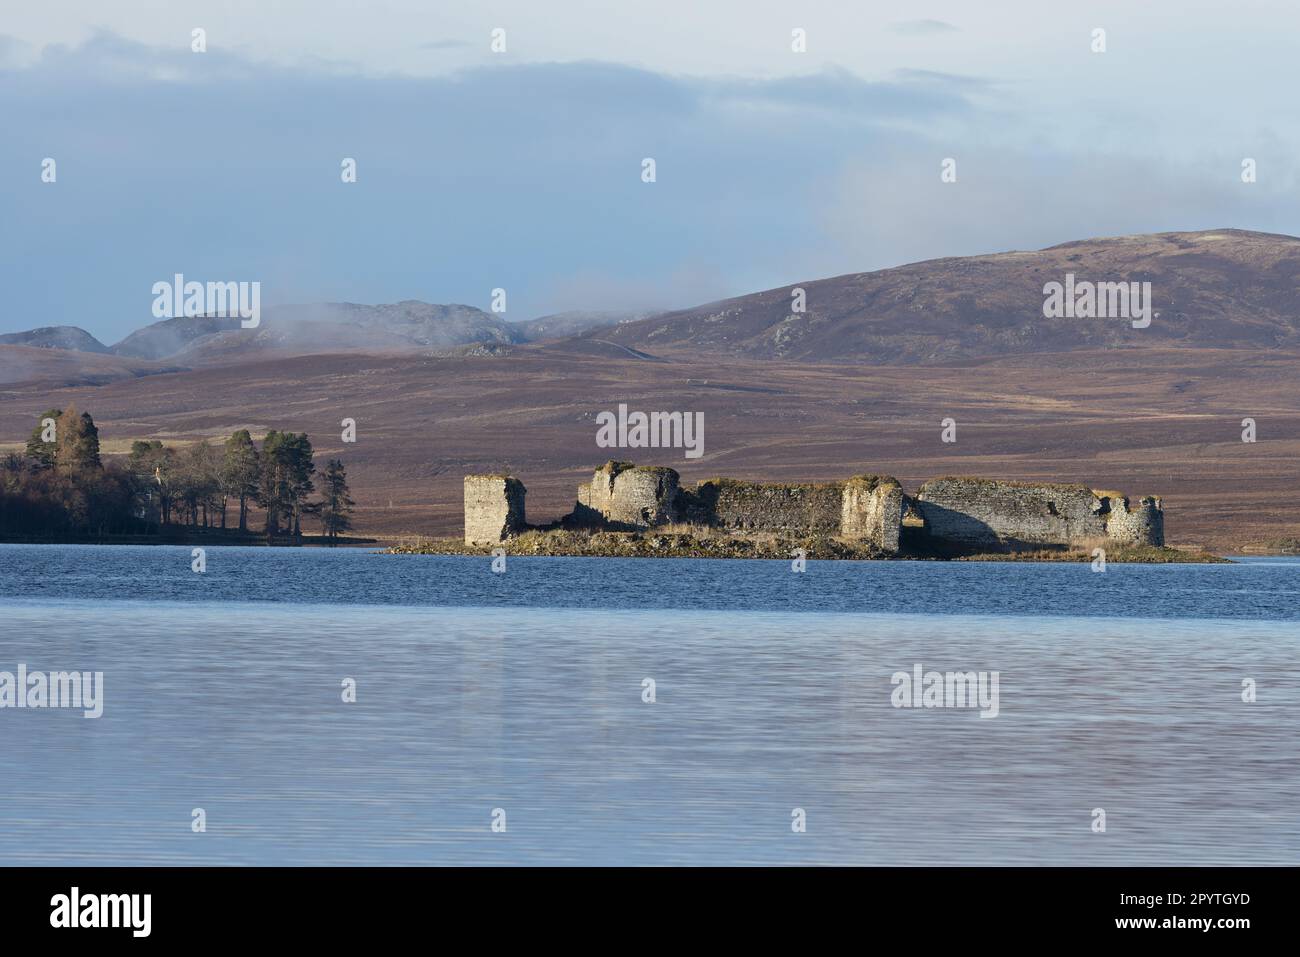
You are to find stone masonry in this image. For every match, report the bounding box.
[841,475,906,551]
[914,478,1163,548]
[575,462,905,552]
[463,475,527,544]
[1105,495,1165,545]
[689,479,844,536]
[462,464,1163,553]
[578,461,681,529]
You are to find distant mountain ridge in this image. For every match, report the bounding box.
[0,302,643,365]
[0,326,109,354]
[169,301,522,363]
[513,310,650,341]
[590,229,1300,362]
[6,230,1300,368]
[111,314,246,359]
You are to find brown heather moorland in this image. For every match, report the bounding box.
[4,230,1299,552]
[1,341,1297,552]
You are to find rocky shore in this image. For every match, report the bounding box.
[385,528,1227,563]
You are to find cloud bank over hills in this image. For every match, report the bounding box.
[4,21,1299,343]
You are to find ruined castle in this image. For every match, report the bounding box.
[464,461,1164,553]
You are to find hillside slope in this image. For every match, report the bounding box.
[0,326,109,353]
[594,230,1300,362]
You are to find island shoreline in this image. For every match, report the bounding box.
[384,531,1229,563]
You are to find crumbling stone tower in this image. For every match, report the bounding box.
[463,475,527,544]
[578,461,680,529]
[840,475,905,552]
[1105,495,1164,546]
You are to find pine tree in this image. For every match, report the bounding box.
[221,430,261,532]
[318,459,355,540]
[258,430,287,534]
[179,440,221,526]
[55,406,101,476]
[285,433,316,537]
[258,431,314,536]
[128,440,174,524]
[24,409,62,469]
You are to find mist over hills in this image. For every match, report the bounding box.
[513,310,649,342]
[0,302,643,369]
[5,230,1300,380]
[110,314,247,360]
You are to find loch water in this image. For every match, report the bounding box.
[1,544,1296,865]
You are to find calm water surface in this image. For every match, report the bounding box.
[0,545,1297,865]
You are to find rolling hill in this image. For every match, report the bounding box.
[592,229,1300,361]
[0,326,109,354]
[0,302,639,368]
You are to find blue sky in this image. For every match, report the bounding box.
[3,2,1299,343]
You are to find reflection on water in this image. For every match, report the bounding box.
[2,589,1297,865]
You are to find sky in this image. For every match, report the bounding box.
[3,1,1300,343]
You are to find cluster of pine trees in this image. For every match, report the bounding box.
[0,406,356,541]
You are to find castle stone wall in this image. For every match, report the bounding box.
[915,478,1165,548]
[915,478,1107,547]
[1105,496,1165,546]
[583,461,680,529]
[841,475,905,552]
[686,480,843,536]
[582,467,905,552]
[464,475,527,544]
[464,464,1164,555]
